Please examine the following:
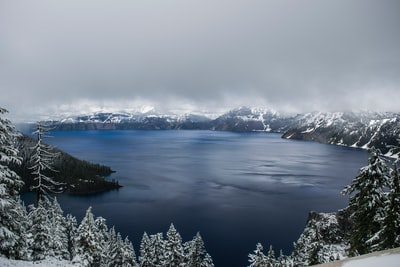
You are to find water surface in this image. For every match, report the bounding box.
[23,130,369,267]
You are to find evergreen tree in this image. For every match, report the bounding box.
[185,232,205,267]
[105,227,138,267]
[47,197,69,259]
[248,243,267,267]
[266,245,276,267]
[122,236,139,267]
[106,228,125,267]
[164,223,185,267]
[0,107,28,259]
[65,214,78,260]
[200,253,214,267]
[73,207,105,266]
[105,227,117,266]
[375,160,400,249]
[342,147,390,255]
[139,232,152,267]
[150,232,165,266]
[276,250,293,267]
[28,204,51,260]
[29,122,61,206]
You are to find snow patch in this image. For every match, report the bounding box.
[0,256,76,267]
[341,253,400,267]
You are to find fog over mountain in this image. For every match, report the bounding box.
[1,0,400,121]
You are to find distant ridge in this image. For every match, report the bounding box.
[20,107,400,156]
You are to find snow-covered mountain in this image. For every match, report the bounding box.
[28,108,400,155]
[47,111,212,130]
[36,106,291,132]
[282,111,400,155]
[211,106,294,132]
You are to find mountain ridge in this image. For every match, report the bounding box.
[19,107,400,156]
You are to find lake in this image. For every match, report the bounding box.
[22,130,370,267]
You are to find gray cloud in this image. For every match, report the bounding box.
[1,0,400,121]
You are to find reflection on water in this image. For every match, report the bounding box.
[23,130,369,267]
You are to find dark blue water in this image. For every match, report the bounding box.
[22,130,369,267]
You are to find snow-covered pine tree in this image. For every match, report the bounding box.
[342,147,390,255]
[164,223,185,267]
[73,207,105,266]
[184,232,206,267]
[46,197,69,260]
[375,160,400,250]
[276,250,293,267]
[65,214,78,260]
[104,227,117,266]
[266,245,276,267]
[28,204,52,260]
[106,228,125,267]
[104,227,138,267]
[29,122,62,206]
[248,243,268,267]
[122,236,139,267]
[200,253,214,267]
[150,232,165,266]
[0,107,28,259]
[139,232,152,267]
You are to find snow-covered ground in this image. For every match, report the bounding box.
[313,247,400,267]
[0,257,76,267]
[2,248,400,267]
[342,253,400,267]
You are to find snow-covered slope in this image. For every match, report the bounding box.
[0,257,76,267]
[312,247,400,267]
[282,111,400,155]
[211,106,293,132]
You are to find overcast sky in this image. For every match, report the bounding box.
[1,0,399,121]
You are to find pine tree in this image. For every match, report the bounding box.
[122,236,139,267]
[150,232,165,266]
[266,245,276,267]
[28,204,52,260]
[46,197,69,259]
[185,232,205,267]
[342,147,390,255]
[375,161,400,250]
[73,207,105,266]
[106,228,125,267]
[0,107,28,259]
[65,214,78,260]
[248,243,267,267]
[276,250,293,267]
[139,232,153,267]
[164,223,185,267]
[29,122,61,206]
[200,253,214,267]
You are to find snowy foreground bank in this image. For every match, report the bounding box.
[313,247,400,267]
[0,257,75,267]
[1,248,399,267]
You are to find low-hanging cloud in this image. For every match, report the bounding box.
[1,0,399,121]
